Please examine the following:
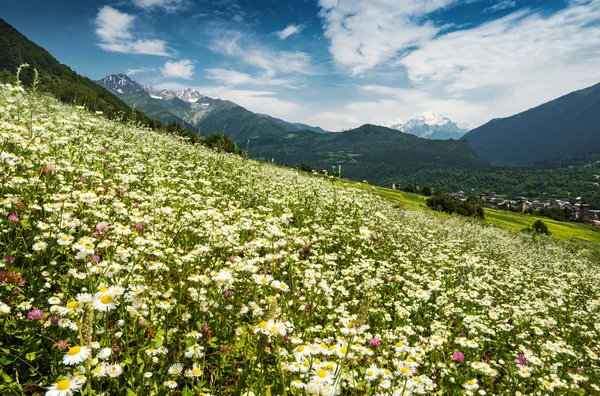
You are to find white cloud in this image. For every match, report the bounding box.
[318,0,456,75]
[126,67,156,76]
[161,60,195,79]
[398,0,600,123]
[210,31,317,77]
[484,0,517,13]
[132,0,185,12]
[204,68,298,88]
[95,6,133,42]
[277,24,305,40]
[154,82,300,117]
[95,6,169,56]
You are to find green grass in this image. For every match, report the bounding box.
[339,180,600,245]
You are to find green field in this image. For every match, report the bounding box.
[339,180,600,245]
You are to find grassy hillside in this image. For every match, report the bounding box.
[118,93,198,131]
[0,19,155,126]
[340,181,600,245]
[199,102,487,183]
[462,82,600,166]
[1,84,600,395]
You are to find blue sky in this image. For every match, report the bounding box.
[2,0,600,130]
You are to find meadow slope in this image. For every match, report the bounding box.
[1,84,599,395]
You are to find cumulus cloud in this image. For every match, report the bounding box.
[95,6,169,56]
[205,68,298,88]
[318,0,455,75]
[277,24,305,40]
[398,0,600,122]
[161,60,195,79]
[210,31,317,77]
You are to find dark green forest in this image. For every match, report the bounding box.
[0,19,155,126]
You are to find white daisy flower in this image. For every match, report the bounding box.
[63,345,91,366]
[46,375,85,396]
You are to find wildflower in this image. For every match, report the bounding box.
[359,227,373,238]
[311,368,334,385]
[28,309,44,320]
[169,363,184,375]
[93,294,116,312]
[369,337,381,347]
[8,214,19,222]
[463,379,479,390]
[106,364,123,377]
[184,344,205,359]
[364,365,380,381]
[46,376,85,396]
[56,340,68,351]
[185,363,203,378]
[164,380,178,389]
[453,351,465,363]
[96,348,111,360]
[0,303,11,315]
[518,367,531,378]
[32,241,48,252]
[398,362,414,377]
[63,345,91,366]
[186,330,202,339]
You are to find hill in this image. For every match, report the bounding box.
[1,82,599,395]
[0,19,154,125]
[258,113,330,134]
[197,101,486,183]
[462,82,600,166]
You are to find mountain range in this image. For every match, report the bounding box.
[462,83,600,166]
[4,16,600,191]
[194,101,485,183]
[96,74,221,131]
[385,110,471,140]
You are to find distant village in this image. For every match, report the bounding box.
[391,183,600,227]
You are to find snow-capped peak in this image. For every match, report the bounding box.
[96,74,145,95]
[384,110,471,140]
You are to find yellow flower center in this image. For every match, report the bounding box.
[66,301,80,309]
[258,321,267,329]
[347,322,355,329]
[317,369,327,378]
[68,346,81,356]
[468,380,475,386]
[99,287,109,293]
[193,368,202,375]
[100,295,113,304]
[57,380,71,391]
[401,367,410,375]
[367,370,374,376]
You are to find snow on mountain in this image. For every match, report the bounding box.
[97,74,146,95]
[97,74,216,105]
[384,110,471,140]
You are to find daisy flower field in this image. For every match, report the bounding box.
[0,83,599,395]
